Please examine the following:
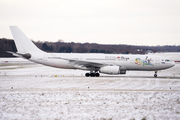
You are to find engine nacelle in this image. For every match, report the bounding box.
[120,70,126,74]
[99,66,126,75]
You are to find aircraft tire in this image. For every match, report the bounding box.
[86,72,100,77]
[90,73,95,77]
[154,74,157,78]
[95,73,100,77]
[85,73,90,77]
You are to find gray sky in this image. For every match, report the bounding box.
[1,0,180,46]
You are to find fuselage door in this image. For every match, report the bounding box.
[80,56,86,61]
[155,58,160,64]
[43,54,48,61]
[130,57,135,64]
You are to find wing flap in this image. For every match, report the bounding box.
[48,56,123,70]
[60,57,106,68]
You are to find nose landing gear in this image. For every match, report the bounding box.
[154,71,158,78]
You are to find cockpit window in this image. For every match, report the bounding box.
[165,59,170,62]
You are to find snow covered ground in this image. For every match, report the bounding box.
[0,64,180,119]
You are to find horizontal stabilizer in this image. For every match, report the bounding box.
[6,51,31,59]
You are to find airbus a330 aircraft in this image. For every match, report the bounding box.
[8,26,175,77]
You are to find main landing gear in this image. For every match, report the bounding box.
[154,71,158,78]
[85,72,100,77]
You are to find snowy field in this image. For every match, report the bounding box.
[0,63,180,119]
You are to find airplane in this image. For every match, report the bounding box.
[8,26,175,77]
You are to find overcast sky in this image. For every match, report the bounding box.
[1,0,180,46]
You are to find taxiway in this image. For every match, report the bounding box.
[0,63,180,119]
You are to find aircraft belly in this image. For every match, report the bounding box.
[49,59,74,69]
[31,58,74,69]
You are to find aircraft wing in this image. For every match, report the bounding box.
[49,57,115,68]
[62,57,107,68]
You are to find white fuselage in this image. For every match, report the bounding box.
[29,52,175,72]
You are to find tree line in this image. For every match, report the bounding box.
[0,38,180,57]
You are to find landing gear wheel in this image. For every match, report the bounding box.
[154,74,157,78]
[95,73,100,77]
[90,73,95,77]
[85,72,100,77]
[85,73,90,77]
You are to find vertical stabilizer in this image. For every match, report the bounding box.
[10,26,42,53]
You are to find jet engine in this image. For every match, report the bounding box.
[99,66,126,74]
